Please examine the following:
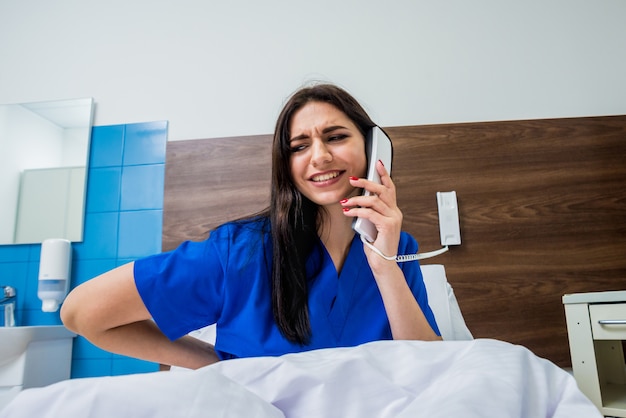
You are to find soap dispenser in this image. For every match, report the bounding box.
[37,238,72,312]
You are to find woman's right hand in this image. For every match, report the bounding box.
[61,262,219,369]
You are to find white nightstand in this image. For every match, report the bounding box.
[563,290,626,417]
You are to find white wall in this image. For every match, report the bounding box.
[0,0,625,141]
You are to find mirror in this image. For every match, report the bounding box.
[0,98,94,245]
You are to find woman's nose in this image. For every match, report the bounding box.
[310,141,332,167]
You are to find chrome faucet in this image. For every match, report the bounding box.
[1,285,16,327]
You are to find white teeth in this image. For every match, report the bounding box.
[312,172,340,182]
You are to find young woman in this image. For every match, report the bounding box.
[61,83,441,369]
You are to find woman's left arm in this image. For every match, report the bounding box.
[342,160,441,341]
[368,259,441,340]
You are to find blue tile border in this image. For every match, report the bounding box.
[0,120,167,378]
[123,121,168,166]
[118,210,163,258]
[120,164,165,211]
[74,212,119,260]
[86,167,122,213]
[0,245,31,263]
[90,125,125,168]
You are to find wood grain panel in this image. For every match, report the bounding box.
[163,115,626,367]
[387,116,626,366]
[163,134,272,249]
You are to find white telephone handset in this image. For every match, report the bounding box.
[352,126,393,243]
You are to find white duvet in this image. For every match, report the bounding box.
[0,339,600,418]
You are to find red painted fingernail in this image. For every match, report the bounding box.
[340,199,349,204]
[349,176,359,181]
[342,207,350,212]
[378,159,385,167]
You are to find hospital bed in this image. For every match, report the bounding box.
[0,265,600,417]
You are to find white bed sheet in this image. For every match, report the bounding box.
[0,339,600,418]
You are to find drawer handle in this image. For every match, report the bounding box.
[598,319,626,325]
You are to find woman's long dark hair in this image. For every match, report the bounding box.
[270,83,376,344]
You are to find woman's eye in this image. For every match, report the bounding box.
[328,134,347,142]
[290,143,307,152]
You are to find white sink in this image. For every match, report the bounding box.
[0,326,74,366]
[0,325,75,410]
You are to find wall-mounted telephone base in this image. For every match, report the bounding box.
[437,191,461,246]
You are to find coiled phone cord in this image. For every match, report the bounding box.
[360,234,449,262]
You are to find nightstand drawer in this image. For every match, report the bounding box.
[590,303,626,340]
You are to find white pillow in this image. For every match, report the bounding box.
[420,264,473,341]
[1,365,284,417]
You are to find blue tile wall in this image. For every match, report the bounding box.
[0,121,168,378]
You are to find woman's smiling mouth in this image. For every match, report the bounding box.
[310,170,344,183]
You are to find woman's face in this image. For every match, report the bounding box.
[289,101,367,207]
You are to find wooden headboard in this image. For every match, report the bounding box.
[163,115,626,367]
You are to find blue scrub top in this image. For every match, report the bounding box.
[134,217,440,359]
